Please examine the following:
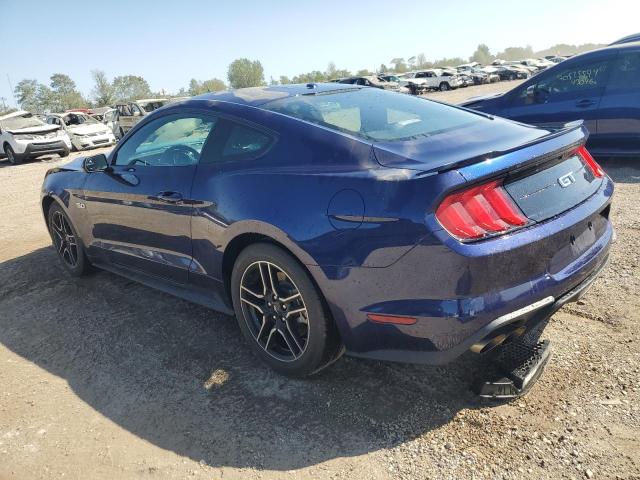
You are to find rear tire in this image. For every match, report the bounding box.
[231,243,342,377]
[47,202,90,277]
[439,82,450,91]
[60,147,70,158]
[5,144,21,165]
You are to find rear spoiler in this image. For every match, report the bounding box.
[435,120,588,179]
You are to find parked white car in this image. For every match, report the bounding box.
[399,69,462,93]
[46,112,116,151]
[0,110,71,165]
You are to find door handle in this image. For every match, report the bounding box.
[575,99,595,108]
[154,191,183,204]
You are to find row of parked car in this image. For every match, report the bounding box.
[0,98,179,164]
[334,56,567,94]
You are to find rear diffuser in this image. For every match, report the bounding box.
[473,340,552,399]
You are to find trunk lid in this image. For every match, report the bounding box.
[376,119,602,226]
[502,153,601,222]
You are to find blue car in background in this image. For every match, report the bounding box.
[460,40,640,157]
[41,84,613,389]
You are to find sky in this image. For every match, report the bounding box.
[0,0,638,107]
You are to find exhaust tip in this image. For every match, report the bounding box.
[470,333,507,354]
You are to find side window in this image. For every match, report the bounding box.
[606,52,640,92]
[515,59,611,105]
[535,59,610,97]
[221,123,272,160]
[114,115,217,167]
[131,104,143,116]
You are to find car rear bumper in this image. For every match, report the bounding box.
[309,176,614,364]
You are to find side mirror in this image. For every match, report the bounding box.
[84,153,110,172]
[526,85,536,98]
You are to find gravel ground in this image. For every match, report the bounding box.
[0,82,638,480]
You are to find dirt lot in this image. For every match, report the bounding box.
[1,82,639,480]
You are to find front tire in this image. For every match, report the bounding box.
[5,144,22,165]
[47,203,90,277]
[439,82,450,91]
[231,243,342,377]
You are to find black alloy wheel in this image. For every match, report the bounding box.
[231,243,343,377]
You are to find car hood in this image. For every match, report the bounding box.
[372,115,549,173]
[61,156,86,171]
[6,125,59,135]
[67,123,109,135]
[458,92,504,107]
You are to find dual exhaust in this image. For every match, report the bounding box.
[470,326,526,354]
[470,296,555,355]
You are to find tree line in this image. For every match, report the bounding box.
[6,42,603,114]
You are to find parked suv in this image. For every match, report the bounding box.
[460,40,640,157]
[0,111,71,164]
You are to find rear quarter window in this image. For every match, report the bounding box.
[222,123,272,157]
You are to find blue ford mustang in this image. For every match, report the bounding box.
[41,84,614,378]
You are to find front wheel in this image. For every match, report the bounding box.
[47,203,90,276]
[231,243,342,377]
[5,144,21,165]
[439,82,450,91]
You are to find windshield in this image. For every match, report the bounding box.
[262,87,482,142]
[63,113,98,126]
[1,113,46,130]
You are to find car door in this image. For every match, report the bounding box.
[82,112,218,283]
[505,54,614,134]
[189,118,276,290]
[595,48,640,155]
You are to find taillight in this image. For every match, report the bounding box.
[436,179,528,241]
[576,145,604,178]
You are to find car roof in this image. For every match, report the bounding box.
[610,33,640,45]
[195,83,361,107]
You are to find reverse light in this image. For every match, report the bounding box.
[576,145,604,178]
[436,179,528,241]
